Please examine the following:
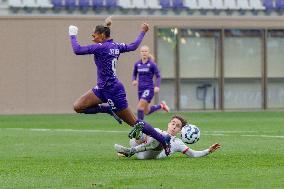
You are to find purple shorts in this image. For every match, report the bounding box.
[92,81,128,112]
[138,88,154,103]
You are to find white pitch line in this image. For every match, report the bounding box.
[1,128,283,139]
[55,129,127,133]
[203,133,225,136]
[241,134,284,138]
[204,131,257,133]
[30,128,51,131]
[1,128,127,133]
[2,128,256,133]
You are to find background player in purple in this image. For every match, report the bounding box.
[68,17,171,155]
[132,45,170,120]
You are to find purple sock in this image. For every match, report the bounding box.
[148,104,162,115]
[83,105,112,114]
[141,121,165,145]
[137,110,144,120]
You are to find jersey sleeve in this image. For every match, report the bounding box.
[156,137,188,159]
[153,63,161,87]
[117,31,146,53]
[132,62,138,81]
[70,35,100,55]
[174,138,190,154]
[175,138,210,158]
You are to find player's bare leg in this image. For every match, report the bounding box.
[115,108,137,125]
[137,100,149,112]
[137,99,150,120]
[73,89,103,113]
[73,89,122,124]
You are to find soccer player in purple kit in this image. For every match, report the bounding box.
[68,17,171,155]
[132,45,170,120]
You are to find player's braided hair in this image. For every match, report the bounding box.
[172,115,187,127]
[94,16,112,38]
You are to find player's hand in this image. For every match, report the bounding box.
[132,80,138,86]
[69,25,78,36]
[209,143,221,153]
[154,87,160,93]
[141,23,149,33]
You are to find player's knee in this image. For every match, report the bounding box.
[137,100,146,109]
[129,138,137,147]
[137,105,144,111]
[149,140,160,149]
[144,109,149,115]
[73,102,82,113]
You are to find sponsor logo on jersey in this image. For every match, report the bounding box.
[138,68,150,72]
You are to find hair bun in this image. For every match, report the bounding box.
[104,16,112,27]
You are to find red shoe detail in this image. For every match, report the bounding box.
[160,101,170,112]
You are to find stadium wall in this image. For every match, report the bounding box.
[0,16,284,114]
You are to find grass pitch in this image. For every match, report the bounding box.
[0,111,283,189]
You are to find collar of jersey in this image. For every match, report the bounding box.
[105,39,113,43]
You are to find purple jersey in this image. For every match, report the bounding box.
[132,59,161,90]
[70,31,146,88]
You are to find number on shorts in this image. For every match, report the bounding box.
[107,99,116,110]
[142,90,150,98]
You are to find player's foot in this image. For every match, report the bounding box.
[108,106,123,124]
[162,134,171,156]
[114,144,136,157]
[128,121,144,140]
[160,101,170,113]
[117,153,126,157]
[116,152,127,158]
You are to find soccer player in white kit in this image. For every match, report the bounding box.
[114,115,221,159]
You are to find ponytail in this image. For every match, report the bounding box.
[104,16,112,27]
[94,16,112,38]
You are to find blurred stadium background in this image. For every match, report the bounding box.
[0,1,284,188]
[0,0,284,114]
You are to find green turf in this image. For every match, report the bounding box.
[0,112,283,189]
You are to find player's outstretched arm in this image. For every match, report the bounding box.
[141,23,149,33]
[184,143,221,158]
[69,25,96,55]
[69,25,78,36]
[123,23,149,52]
[208,143,221,153]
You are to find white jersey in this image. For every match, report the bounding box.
[135,128,190,160]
